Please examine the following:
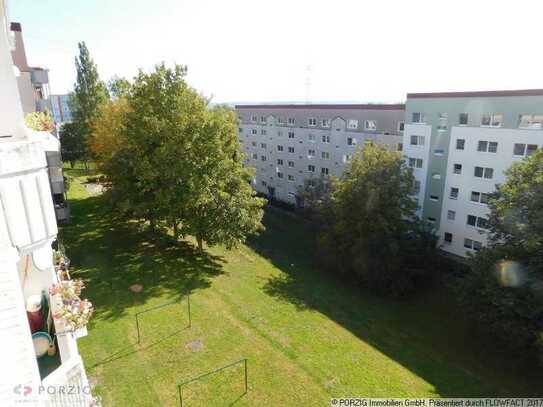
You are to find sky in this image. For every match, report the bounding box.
[8,0,543,104]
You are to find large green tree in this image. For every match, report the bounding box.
[457,149,543,363]
[59,122,86,168]
[101,64,264,250]
[70,42,109,164]
[310,144,437,296]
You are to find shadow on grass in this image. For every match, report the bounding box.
[248,209,543,397]
[59,193,225,322]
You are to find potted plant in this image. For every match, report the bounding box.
[49,280,93,332]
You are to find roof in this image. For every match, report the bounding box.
[235,103,405,110]
[407,89,543,99]
[10,22,21,32]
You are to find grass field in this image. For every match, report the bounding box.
[60,169,541,406]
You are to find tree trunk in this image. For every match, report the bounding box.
[172,222,178,240]
[196,236,203,252]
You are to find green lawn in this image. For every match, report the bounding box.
[60,171,540,406]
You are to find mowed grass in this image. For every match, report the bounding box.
[60,171,541,406]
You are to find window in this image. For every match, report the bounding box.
[308,165,315,172]
[322,135,330,143]
[277,131,283,137]
[459,113,469,125]
[412,112,425,123]
[308,134,316,142]
[444,232,453,244]
[278,117,285,125]
[437,112,448,130]
[307,179,316,188]
[277,145,284,151]
[259,116,265,123]
[288,147,295,153]
[447,210,456,221]
[343,154,352,163]
[434,149,445,156]
[308,118,317,126]
[397,143,403,151]
[347,137,357,146]
[308,149,315,158]
[321,151,330,159]
[481,113,503,127]
[467,215,477,227]
[467,215,489,230]
[288,131,295,139]
[261,143,267,148]
[288,117,295,125]
[251,115,257,122]
[471,191,489,204]
[432,173,441,180]
[261,181,267,187]
[513,143,538,157]
[408,158,423,168]
[288,161,294,168]
[464,238,482,251]
[251,141,257,146]
[277,172,284,178]
[451,163,462,175]
[410,135,425,146]
[347,119,358,129]
[252,153,258,160]
[287,174,295,182]
[427,217,437,223]
[474,166,494,179]
[430,194,439,201]
[260,155,267,161]
[413,180,421,194]
[322,119,331,128]
[321,167,329,175]
[238,127,242,133]
[456,139,465,150]
[449,187,459,199]
[477,140,498,153]
[261,129,267,135]
[398,122,405,132]
[364,120,377,130]
[251,129,257,135]
[519,114,543,129]
[277,159,283,165]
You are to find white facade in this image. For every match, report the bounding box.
[0,2,92,405]
[403,124,431,217]
[237,105,405,204]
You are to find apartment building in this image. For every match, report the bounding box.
[236,104,405,205]
[403,89,543,257]
[50,94,72,125]
[10,22,51,114]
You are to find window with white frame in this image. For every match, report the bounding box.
[397,143,403,151]
[459,113,469,125]
[251,129,257,135]
[321,119,331,127]
[288,161,294,168]
[408,157,423,168]
[347,137,357,146]
[343,154,352,163]
[437,112,448,130]
[278,117,285,125]
[260,116,266,123]
[261,143,267,148]
[288,117,295,125]
[470,191,489,204]
[322,135,330,143]
[456,139,465,150]
[453,163,462,174]
[251,115,257,122]
[321,167,329,175]
[447,210,456,221]
[308,164,315,172]
[288,147,295,153]
[347,119,358,129]
[519,114,543,129]
[449,187,459,199]
[474,166,494,179]
[252,153,258,160]
[261,129,267,135]
[277,159,283,165]
[481,113,503,127]
[277,145,284,152]
[288,131,295,139]
[513,143,538,157]
[398,122,405,132]
[308,134,316,142]
[287,174,295,182]
[261,181,267,187]
[464,238,482,251]
[277,172,284,178]
[444,232,453,244]
[308,149,315,158]
[410,135,425,146]
[467,214,489,229]
[477,140,498,153]
[308,118,317,126]
[364,120,377,131]
[413,180,421,194]
[261,155,267,161]
[412,112,425,123]
[321,151,330,159]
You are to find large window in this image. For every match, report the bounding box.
[467,215,489,229]
[477,140,498,153]
[308,165,315,172]
[348,119,358,129]
[464,238,482,251]
[513,143,538,157]
[474,166,494,179]
[470,191,489,204]
[321,151,330,159]
[408,158,423,168]
[277,159,283,165]
[412,112,425,123]
[518,114,543,129]
[364,120,377,131]
[481,113,503,127]
[459,113,469,125]
[321,119,331,128]
[322,135,330,143]
[410,135,425,146]
[308,118,317,126]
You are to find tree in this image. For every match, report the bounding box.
[108,76,131,99]
[314,144,437,296]
[70,42,109,165]
[102,63,265,250]
[457,150,543,363]
[59,122,85,168]
[25,111,55,132]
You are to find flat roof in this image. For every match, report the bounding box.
[235,103,405,110]
[407,89,543,99]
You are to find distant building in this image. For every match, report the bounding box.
[236,104,405,205]
[10,22,51,114]
[50,94,72,125]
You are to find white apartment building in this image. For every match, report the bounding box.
[236,104,405,205]
[403,89,543,258]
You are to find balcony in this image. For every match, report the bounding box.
[54,203,70,222]
[30,68,49,85]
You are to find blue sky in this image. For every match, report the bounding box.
[9,0,543,103]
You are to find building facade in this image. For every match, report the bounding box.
[236,104,405,204]
[10,22,51,114]
[50,94,72,125]
[403,89,543,257]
